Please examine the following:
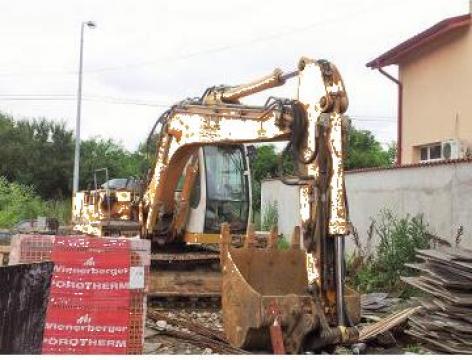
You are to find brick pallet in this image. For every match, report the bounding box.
[9,234,150,354]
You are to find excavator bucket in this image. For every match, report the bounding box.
[220,224,321,354]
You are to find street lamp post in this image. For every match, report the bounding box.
[72,20,96,195]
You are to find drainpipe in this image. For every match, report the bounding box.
[376,64,403,165]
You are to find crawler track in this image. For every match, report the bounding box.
[147,235,269,306]
[149,244,222,301]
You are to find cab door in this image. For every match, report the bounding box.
[185,145,251,243]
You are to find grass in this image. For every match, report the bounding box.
[277,235,290,250]
[403,343,422,353]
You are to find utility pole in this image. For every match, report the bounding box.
[72,20,96,195]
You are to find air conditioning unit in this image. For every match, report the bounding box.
[441,139,465,160]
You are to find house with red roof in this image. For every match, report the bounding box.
[367,12,472,165]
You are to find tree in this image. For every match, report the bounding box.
[0,112,148,199]
[79,137,147,190]
[0,113,74,198]
[345,125,394,170]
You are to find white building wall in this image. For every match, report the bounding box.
[261,161,472,250]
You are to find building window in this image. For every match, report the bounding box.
[419,143,442,162]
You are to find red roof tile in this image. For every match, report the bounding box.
[366,14,471,68]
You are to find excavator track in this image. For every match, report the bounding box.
[147,236,266,304]
[149,244,222,303]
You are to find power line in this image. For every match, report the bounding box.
[0,1,386,78]
[350,117,396,123]
[0,96,169,108]
[0,93,75,97]
[0,94,398,119]
[349,114,396,119]
[0,95,398,121]
[84,5,375,75]
[0,97,76,101]
[85,97,169,108]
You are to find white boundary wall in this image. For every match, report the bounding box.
[261,161,472,250]
[260,179,300,240]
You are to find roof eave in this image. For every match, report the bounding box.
[366,14,471,69]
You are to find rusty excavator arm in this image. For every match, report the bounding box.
[140,57,356,352]
[141,57,348,239]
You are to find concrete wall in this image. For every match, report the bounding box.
[261,161,472,249]
[260,179,300,240]
[400,24,472,163]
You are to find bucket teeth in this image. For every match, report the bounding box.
[244,223,256,249]
[268,226,278,249]
[291,226,301,249]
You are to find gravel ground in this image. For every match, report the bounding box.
[144,308,225,355]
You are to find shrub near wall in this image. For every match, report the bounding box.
[349,209,431,295]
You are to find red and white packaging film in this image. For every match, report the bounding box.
[9,234,150,354]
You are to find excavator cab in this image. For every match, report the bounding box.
[183,145,252,244]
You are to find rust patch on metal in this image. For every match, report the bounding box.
[220,223,318,354]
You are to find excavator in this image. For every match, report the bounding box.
[72,56,361,353]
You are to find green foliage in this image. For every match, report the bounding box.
[350,209,431,295]
[253,210,262,231]
[261,200,278,231]
[260,201,290,249]
[251,145,279,183]
[0,177,70,227]
[0,112,148,200]
[0,113,74,198]
[42,199,71,225]
[403,343,422,354]
[250,145,278,214]
[277,235,290,250]
[79,137,147,190]
[345,124,395,170]
[250,145,295,217]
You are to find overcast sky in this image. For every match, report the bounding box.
[0,0,468,151]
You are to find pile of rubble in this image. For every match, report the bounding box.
[402,246,472,354]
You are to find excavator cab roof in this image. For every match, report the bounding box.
[101,178,141,191]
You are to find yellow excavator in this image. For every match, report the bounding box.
[72,57,360,353]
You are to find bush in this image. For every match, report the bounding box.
[0,177,70,228]
[350,209,431,295]
[277,235,290,250]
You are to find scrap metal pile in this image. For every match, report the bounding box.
[402,246,472,354]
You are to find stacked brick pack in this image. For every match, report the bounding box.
[9,234,150,354]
